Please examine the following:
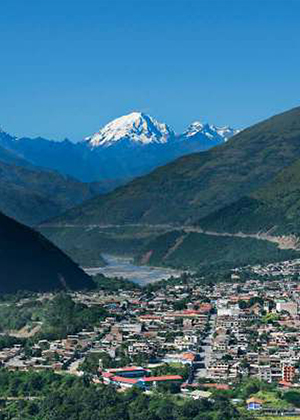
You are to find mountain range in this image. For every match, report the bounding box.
[4,105,300,292]
[52,107,300,227]
[0,112,238,183]
[0,143,108,225]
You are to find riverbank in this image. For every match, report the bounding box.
[84,254,182,286]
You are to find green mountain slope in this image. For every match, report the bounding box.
[136,231,299,271]
[52,106,300,226]
[40,225,167,266]
[198,157,300,236]
[0,160,104,225]
[0,211,94,294]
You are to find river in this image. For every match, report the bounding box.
[84,254,182,286]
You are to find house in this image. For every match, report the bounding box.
[246,397,263,411]
[163,352,196,365]
[104,366,148,378]
[276,300,298,316]
[110,376,138,389]
[282,365,296,382]
[137,375,183,389]
[103,373,183,390]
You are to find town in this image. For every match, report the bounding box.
[2,262,300,416]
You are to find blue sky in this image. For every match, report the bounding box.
[1,0,299,141]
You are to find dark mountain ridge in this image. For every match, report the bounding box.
[0,211,94,294]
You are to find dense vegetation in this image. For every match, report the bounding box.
[0,159,103,226]
[0,371,253,420]
[51,106,300,226]
[0,294,107,341]
[38,294,107,340]
[1,371,299,419]
[42,221,300,275]
[40,225,168,259]
[40,225,169,269]
[0,336,24,350]
[137,231,299,271]
[94,273,141,291]
[199,157,300,236]
[0,298,43,332]
[0,211,94,294]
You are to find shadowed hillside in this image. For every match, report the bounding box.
[0,211,94,294]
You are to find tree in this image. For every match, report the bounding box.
[283,391,300,407]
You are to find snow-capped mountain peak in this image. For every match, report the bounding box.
[184,121,239,141]
[184,121,205,137]
[87,112,175,147]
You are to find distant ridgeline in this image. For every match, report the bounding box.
[0,113,237,225]
[0,113,237,182]
[0,144,107,225]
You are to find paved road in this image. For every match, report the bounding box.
[194,315,216,380]
[43,223,299,250]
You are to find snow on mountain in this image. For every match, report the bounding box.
[87,112,175,147]
[184,121,239,142]
[87,112,238,149]
[0,113,239,183]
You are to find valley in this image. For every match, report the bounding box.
[85,254,182,285]
[3,106,300,420]
[40,222,300,273]
[2,2,300,419]
[51,107,300,228]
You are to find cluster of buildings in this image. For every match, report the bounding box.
[0,285,212,386]
[2,266,300,406]
[101,366,183,389]
[207,279,300,388]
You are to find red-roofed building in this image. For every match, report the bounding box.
[110,376,138,388]
[163,352,196,365]
[102,372,113,378]
[282,365,296,383]
[278,380,293,389]
[137,375,183,389]
[104,366,148,378]
[103,373,183,389]
[143,375,183,382]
